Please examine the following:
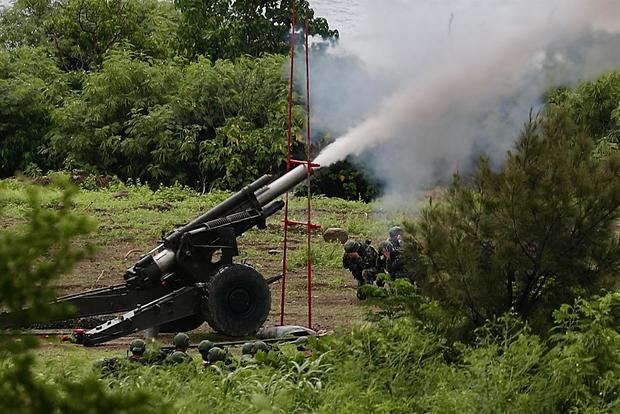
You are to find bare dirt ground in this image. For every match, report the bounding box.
[2,182,403,351]
[46,217,368,350]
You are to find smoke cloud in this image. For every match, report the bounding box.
[308,0,620,198]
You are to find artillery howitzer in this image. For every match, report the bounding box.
[0,165,311,346]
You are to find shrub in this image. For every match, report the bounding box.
[405,107,620,334]
[0,179,163,414]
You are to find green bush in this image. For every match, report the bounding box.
[0,47,66,176]
[405,107,620,335]
[51,51,302,190]
[0,179,163,413]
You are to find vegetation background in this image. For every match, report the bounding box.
[0,0,619,412]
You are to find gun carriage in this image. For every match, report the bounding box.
[0,165,310,346]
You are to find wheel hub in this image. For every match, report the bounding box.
[228,288,251,313]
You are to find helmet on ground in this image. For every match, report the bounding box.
[344,240,361,253]
[253,340,269,353]
[129,339,146,354]
[173,332,190,349]
[207,346,227,363]
[241,342,255,355]
[388,226,403,238]
[378,240,394,254]
[198,340,214,355]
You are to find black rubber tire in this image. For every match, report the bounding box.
[204,264,271,337]
[159,314,205,333]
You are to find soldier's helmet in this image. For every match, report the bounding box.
[253,340,270,353]
[173,332,190,349]
[129,339,146,354]
[198,340,214,356]
[344,240,361,253]
[207,346,227,363]
[388,226,403,238]
[241,342,255,355]
[378,240,394,254]
[167,350,190,364]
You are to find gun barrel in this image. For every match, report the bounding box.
[180,174,273,233]
[256,165,310,207]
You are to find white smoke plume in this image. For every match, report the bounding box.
[308,0,620,197]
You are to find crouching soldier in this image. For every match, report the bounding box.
[343,239,379,299]
[166,333,192,364]
[205,347,235,372]
[127,339,148,365]
[387,226,404,250]
[377,240,408,281]
[198,340,215,367]
[240,342,257,365]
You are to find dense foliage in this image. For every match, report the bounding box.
[296,159,381,202]
[550,72,620,158]
[0,46,65,176]
[404,107,620,335]
[51,51,299,188]
[0,0,179,70]
[0,0,334,191]
[0,179,161,413]
[19,284,620,413]
[174,0,337,60]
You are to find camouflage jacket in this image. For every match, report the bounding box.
[343,244,378,277]
[388,236,402,251]
[166,350,192,364]
[127,355,148,365]
[377,249,407,279]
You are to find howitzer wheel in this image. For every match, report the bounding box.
[204,264,271,337]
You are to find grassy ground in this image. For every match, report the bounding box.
[0,177,423,354]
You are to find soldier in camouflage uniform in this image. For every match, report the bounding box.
[377,240,408,281]
[206,346,235,372]
[205,347,228,365]
[198,340,215,367]
[343,239,379,299]
[127,339,148,365]
[166,333,192,364]
[253,340,270,354]
[387,226,404,250]
[240,341,256,365]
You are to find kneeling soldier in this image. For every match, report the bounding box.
[377,240,408,281]
[198,340,215,367]
[343,239,379,299]
[206,346,234,371]
[127,339,147,364]
[166,333,192,364]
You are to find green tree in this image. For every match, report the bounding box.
[0,0,53,48]
[299,159,381,202]
[51,49,180,177]
[45,0,180,71]
[549,71,620,157]
[174,0,336,60]
[1,0,180,71]
[0,179,164,413]
[52,51,302,189]
[192,55,300,189]
[405,107,620,334]
[0,47,66,176]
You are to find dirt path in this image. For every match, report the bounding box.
[51,238,366,348]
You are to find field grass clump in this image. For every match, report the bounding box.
[3,179,620,413]
[27,290,620,413]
